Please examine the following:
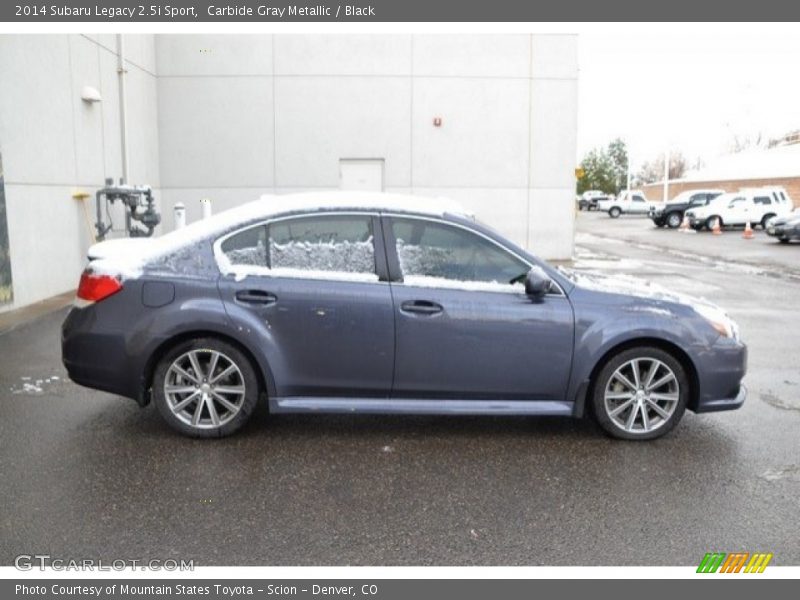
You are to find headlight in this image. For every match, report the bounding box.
[694,304,738,339]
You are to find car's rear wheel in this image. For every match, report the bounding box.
[591,346,689,441]
[666,212,682,228]
[609,207,621,218]
[153,338,259,438]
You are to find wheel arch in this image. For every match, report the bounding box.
[578,336,700,417]
[140,330,275,407]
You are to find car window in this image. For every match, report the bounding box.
[268,215,376,275]
[753,196,772,205]
[391,218,529,287]
[632,195,645,202]
[689,194,705,205]
[728,197,745,207]
[220,224,268,267]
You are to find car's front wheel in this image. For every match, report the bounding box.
[153,338,260,438]
[666,212,683,228]
[591,346,689,441]
[609,207,621,218]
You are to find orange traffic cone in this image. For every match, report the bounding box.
[743,221,754,239]
[712,217,722,235]
[679,215,690,233]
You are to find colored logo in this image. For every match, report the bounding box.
[697,552,773,573]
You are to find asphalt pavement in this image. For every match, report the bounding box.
[1,212,798,566]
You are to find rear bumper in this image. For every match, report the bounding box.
[61,307,150,404]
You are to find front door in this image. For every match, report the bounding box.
[384,216,574,401]
[217,213,394,398]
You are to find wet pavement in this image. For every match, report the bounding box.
[1,212,799,566]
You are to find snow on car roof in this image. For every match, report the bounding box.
[88,191,471,279]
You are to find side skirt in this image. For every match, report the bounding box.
[270,397,574,416]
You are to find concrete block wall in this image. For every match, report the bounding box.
[0,34,160,312]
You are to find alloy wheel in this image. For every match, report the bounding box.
[603,358,680,435]
[164,349,246,429]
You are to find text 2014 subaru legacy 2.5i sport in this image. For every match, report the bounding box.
[62,192,747,440]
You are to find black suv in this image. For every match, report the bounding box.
[649,189,724,228]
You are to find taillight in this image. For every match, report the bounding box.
[76,271,123,306]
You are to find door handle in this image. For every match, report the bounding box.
[235,290,277,305]
[400,300,443,315]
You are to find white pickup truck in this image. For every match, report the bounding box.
[597,191,657,218]
[685,187,794,230]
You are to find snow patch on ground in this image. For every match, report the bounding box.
[10,375,62,395]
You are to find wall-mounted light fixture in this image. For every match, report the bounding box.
[80,86,102,103]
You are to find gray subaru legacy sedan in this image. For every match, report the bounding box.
[62,192,746,440]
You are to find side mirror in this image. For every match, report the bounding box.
[524,267,553,300]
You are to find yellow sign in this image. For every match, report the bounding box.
[575,167,585,179]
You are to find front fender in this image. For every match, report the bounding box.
[566,292,716,415]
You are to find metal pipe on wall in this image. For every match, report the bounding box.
[116,34,130,185]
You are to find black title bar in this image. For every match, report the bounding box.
[4,0,800,22]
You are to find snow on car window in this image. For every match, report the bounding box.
[270,238,374,273]
[220,225,268,267]
[269,215,376,274]
[392,218,528,286]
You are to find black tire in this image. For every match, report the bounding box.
[779,238,790,244]
[666,212,683,229]
[609,207,621,218]
[761,214,775,229]
[153,337,260,438]
[591,346,689,441]
[705,216,721,231]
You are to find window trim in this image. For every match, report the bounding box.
[381,214,565,297]
[212,211,389,283]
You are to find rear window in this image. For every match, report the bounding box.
[220,225,268,267]
[754,196,772,205]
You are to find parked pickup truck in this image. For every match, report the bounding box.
[597,191,656,218]
[649,189,724,228]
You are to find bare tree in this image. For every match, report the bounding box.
[636,151,688,184]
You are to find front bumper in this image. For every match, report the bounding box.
[692,339,747,413]
[686,215,705,228]
[694,384,746,413]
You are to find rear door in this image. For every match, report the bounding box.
[217,212,395,399]
[384,215,574,401]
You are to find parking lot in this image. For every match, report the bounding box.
[1,210,799,566]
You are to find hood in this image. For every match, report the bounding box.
[773,214,800,226]
[559,267,718,310]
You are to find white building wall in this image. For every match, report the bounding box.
[0,34,160,312]
[155,34,578,258]
[0,33,576,312]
